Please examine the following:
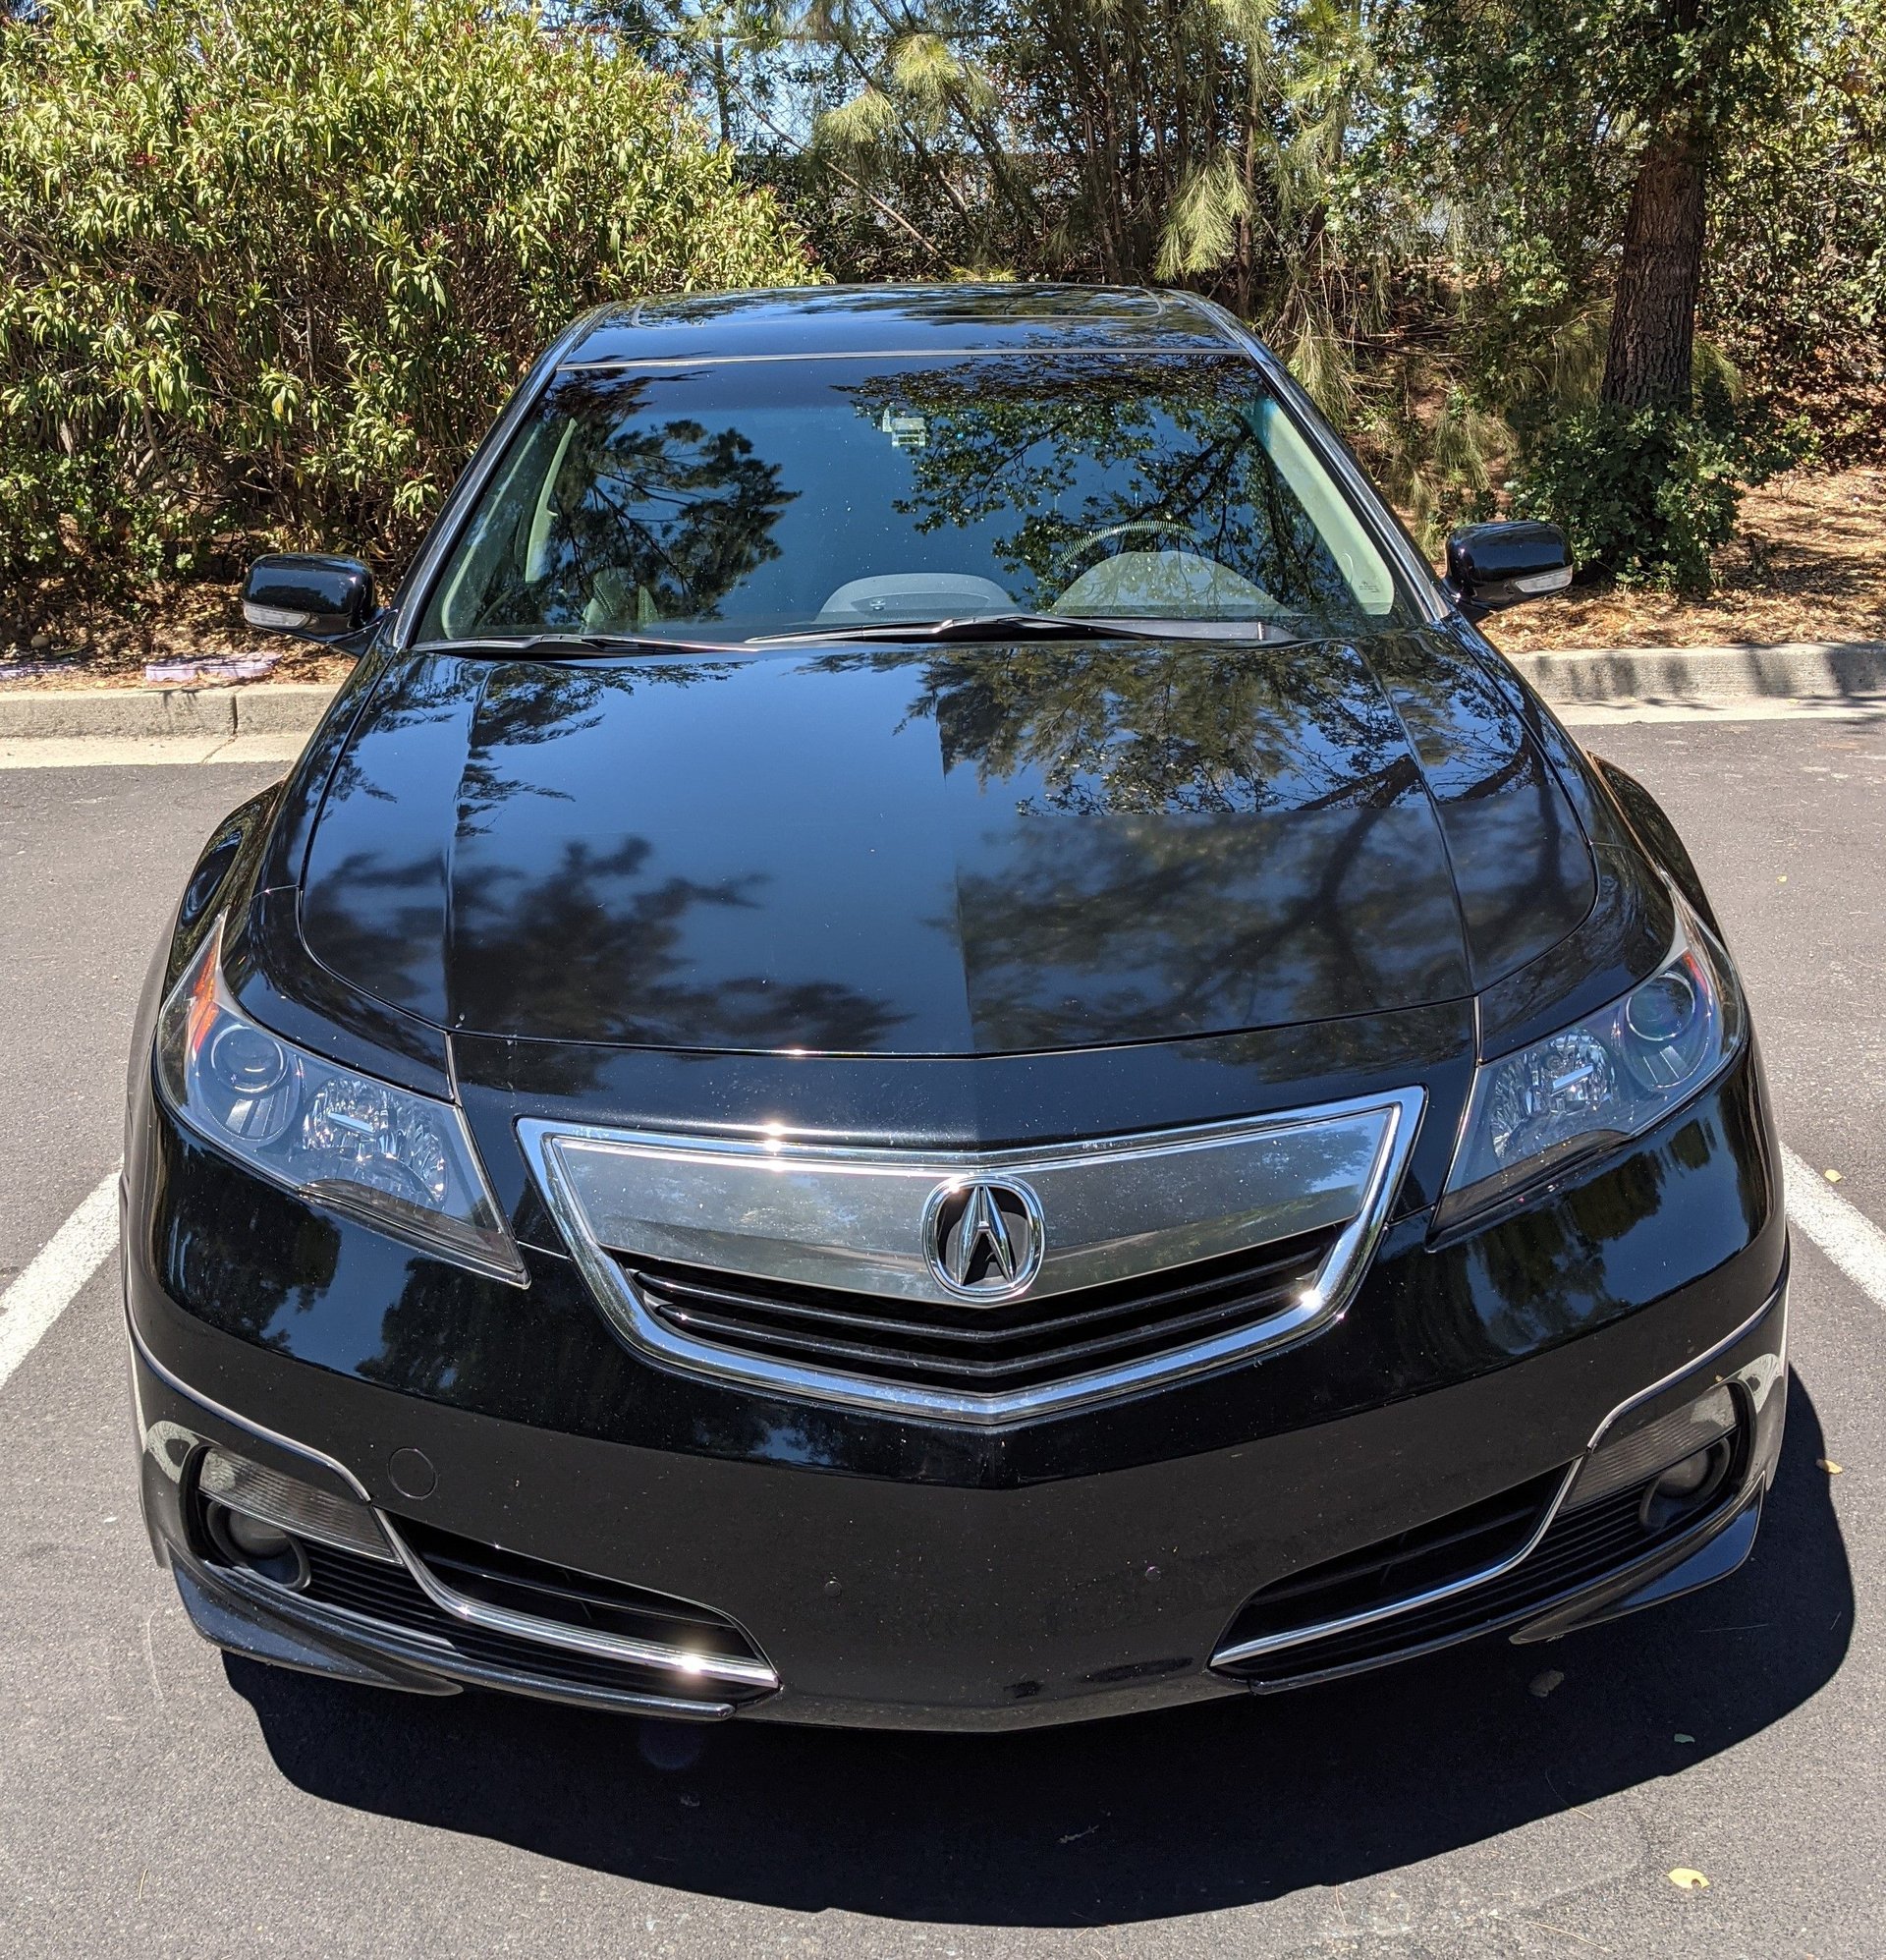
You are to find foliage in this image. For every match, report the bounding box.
[1515,384,1809,595]
[1404,0,1808,350]
[619,0,1425,409]
[1704,0,1886,458]
[631,0,1881,575]
[0,0,810,599]
[5,0,1878,619]
[1364,0,1874,558]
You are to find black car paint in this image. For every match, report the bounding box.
[127,1273,1784,1727]
[241,552,379,640]
[123,284,1787,1729]
[130,1037,1780,1482]
[293,631,1595,1054]
[1443,520,1574,614]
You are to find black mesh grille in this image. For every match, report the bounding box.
[394,1517,762,1664]
[623,1226,1339,1395]
[1216,1477,1722,1689]
[1224,1466,1566,1650]
[209,1525,773,1708]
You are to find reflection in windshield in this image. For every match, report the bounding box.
[433,372,796,635]
[845,359,1377,630]
[417,355,1407,644]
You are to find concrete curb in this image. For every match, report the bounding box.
[1,641,1882,739]
[0,680,338,741]
[1508,640,1886,706]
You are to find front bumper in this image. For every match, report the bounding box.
[129,1262,1787,1731]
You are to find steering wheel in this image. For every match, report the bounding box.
[1052,518,1207,589]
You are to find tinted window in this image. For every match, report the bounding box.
[418,353,1410,642]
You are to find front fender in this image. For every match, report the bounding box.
[1585,753,1723,937]
[123,782,284,1170]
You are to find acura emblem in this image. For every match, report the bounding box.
[922,1178,1045,1302]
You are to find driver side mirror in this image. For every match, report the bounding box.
[1445,522,1573,614]
[242,553,378,643]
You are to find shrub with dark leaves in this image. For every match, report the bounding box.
[0,0,811,599]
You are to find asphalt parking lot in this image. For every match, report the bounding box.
[2,703,1883,1959]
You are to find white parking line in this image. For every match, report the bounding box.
[1784,1146,1886,1310]
[0,1171,119,1391]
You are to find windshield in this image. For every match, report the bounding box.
[416,353,1412,644]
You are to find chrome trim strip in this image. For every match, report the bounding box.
[520,1092,1423,1426]
[204,1562,741,1719]
[1578,1272,1786,1457]
[130,1317,781,1693]
[1210,1460,1585,1670]
[372,1513,781,1692]
[129,1315,377,1502]
[1209,1277,1787,1670]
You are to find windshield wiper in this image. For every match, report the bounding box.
[415,616,1292,656]
[749,613,1194,646]
[412,632,739,659]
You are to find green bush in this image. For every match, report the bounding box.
[0,0,811,598]
[1514,383,1808,597]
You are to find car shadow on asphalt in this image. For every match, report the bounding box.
[232,1372,1851,1926]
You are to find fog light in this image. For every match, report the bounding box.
[195,1444,394,1561]
[224,1509,292,1559]
[205,1499,310,1590]
[1639,1437,1734,1533]
[1568,1382,1738,1514]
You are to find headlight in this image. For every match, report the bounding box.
[1437,891,1745,1232]
[154,917,526,1285]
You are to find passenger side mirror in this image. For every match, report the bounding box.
[1445,522,1574,613]
[242,554,378,643]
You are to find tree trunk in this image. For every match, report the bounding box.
[1600,129,1706,410]
[711,36,732,150]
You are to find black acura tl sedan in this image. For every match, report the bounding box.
[123,284,1787,1730]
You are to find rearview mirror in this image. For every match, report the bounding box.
[242,554,378,642]
[1445,522,1573,613]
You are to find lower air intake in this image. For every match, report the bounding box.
[295,1534,775,1709]
[1213,1469,1738,1691]
[194,1478,777,1713]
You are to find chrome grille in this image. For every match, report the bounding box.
[522,1090,1422,1423]
[625,1226,1339,1397]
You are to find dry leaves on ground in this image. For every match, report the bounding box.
[1491,466,1886,654]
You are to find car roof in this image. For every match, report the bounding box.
[559,283,1247,365]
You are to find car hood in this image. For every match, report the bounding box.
[298,633,1595,1056]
